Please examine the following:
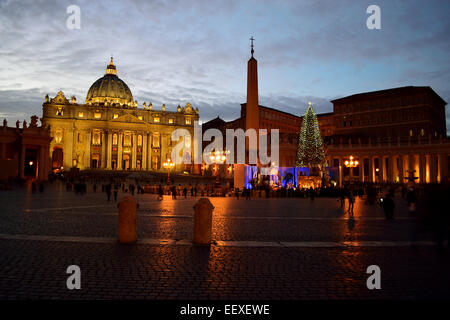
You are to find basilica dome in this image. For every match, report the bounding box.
[85,58,134,106]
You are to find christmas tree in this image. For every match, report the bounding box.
[296,102,326,168]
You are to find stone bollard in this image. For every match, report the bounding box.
[118,196,138,243]
[193,198,214,245]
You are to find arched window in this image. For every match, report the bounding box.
[124,133,131,147]
[137,135,143,146]
[112,133,118,145]
[92,131,101,145]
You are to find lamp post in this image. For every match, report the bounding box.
[162,158,175,185]
[344,155,359,183]
[209,150,228,186]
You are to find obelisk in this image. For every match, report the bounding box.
[245,36,259,164]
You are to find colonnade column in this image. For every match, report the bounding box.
[389,155,395,182]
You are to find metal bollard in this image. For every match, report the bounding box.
[118,195,138,243]
[193,198,214,245]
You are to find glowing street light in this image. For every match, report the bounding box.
[344,155,359,182]
[162,158,175,185]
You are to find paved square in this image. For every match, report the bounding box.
[0,183,449,299]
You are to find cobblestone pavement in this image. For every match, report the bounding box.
[0,184,449,300]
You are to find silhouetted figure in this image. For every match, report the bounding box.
[171,185,177,199]
[113,184,118,201]
[93,183,97,193]
[339,187,346,209]
[158,184,163,200]
[129,184,135,196]
[245,188,251,200]
[105,183,112,201]
[194,185,198,198]
[347,191,355,215]
[183,187,187,199]
[235,187,240,199]
[381,194,395,220]
[406,188,417,212]
[309,187,315,202]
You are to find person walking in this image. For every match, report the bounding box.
[183,187,188,199]
[381,194,395,220]
[194,184,198,198]
[347,191,355,215]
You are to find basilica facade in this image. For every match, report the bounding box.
[42,58,199,173]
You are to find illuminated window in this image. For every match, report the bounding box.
[56,108,63,116]
[168,118,174,124]
[154,117,160,123]
[185,118,191,125]
[137,135,142,146]
[94,112,101,119]
[409,130,413,137]
[138,115,143,120]
[78,112,84,118]
[112,133,118,145]
[420,129,424,136]
[92,131,101,145]
[124,133,131,147]
[113,114,118,119]
[152,134,160,148]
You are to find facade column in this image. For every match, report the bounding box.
[106,131,112,169]
[418,154,424,183]
[338,156,343,187]
[408,154,413,180]
[131,133,137,169]
[438,153,444,183]
[389,155,395,182]
[378,156,383,183]
[117,132,123,170]
[368,156,373,182]
[142,134,148,170]
[148,133,153,170]
[101,131,106,169]
[84,130,91,170]
[429,154,436,183]
[359,156,364,182]
[398,155,404,184]
[63,129,74,169]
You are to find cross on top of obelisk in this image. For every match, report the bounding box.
[250,36,255,57]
